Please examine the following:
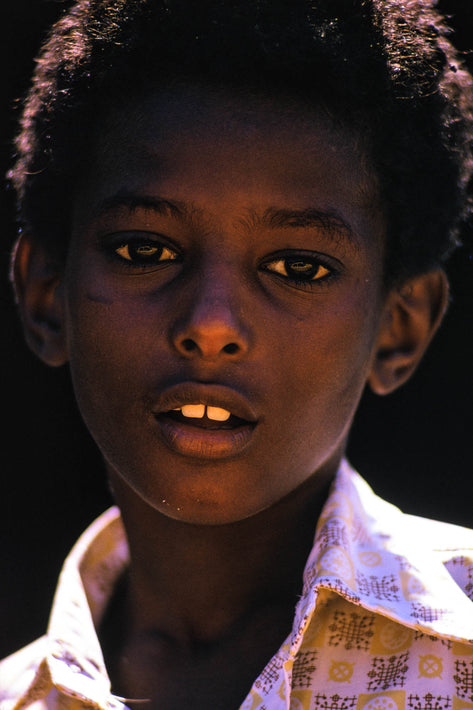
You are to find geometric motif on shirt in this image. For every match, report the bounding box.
[328,610,375,651]
[370,619,413,654]
[355,573,401,603]
[328,660,356,683]
[292,650,318,689]
[410,603,446,624]
[313,693,357,709]
[318,519,350,550]
[358,551,383,568]
[367,653,410,691]
[407,693,452,710]
[253,651,285,695]
[400,571,427,600]
[394,554,417,572]
[418,655,443,679]
[453,659,473,701]
[356,690,406,710]
[319,547,354,583]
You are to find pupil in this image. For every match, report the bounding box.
[133,244,159,259]
[286,258,316,277]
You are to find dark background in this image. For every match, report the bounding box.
[1,0,473,658]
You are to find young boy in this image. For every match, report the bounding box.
[1,0,473,708]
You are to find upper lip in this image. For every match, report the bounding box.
[152,382,259,423]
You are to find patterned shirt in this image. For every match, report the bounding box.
[1,459,473,710]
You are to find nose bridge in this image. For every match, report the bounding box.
[171,256,250,359]
[193,269,238,329]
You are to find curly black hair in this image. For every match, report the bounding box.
[8,0,473,284]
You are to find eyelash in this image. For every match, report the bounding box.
[102,233,339,288]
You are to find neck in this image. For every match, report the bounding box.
[107,464,335,648]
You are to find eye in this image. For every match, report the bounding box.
[115,240,178,265]
[102,232,181,270]
[263,255,332,283]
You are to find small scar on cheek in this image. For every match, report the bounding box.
[86,293,113,305]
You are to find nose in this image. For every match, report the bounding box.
[171,272,250,361]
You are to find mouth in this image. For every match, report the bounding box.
[162,404,249,430]
[153,384,258,459]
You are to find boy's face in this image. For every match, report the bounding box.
[60,86,389,524]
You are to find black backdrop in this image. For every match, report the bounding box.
[1,0,472,658]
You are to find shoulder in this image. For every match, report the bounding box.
[402,511,473,551]
[402,511,473,601]
[343,464,473,604]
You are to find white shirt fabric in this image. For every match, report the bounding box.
[1,459,473,710]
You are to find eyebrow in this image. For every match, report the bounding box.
[261,207,359,250]
[96,191,359,250]
[97,191,187,218]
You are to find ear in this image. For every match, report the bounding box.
[368,269,449,395]
[13,233,69,367]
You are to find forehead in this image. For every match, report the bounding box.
[76,85,384,252]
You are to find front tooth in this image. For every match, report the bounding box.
[207,406,231,422]
[181,404,206,418]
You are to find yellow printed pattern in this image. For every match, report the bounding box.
[239,463,473,710]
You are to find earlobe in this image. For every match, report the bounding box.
[13,233,69,367]
[368,269,449,396]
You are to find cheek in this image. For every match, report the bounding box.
[64,289,143,434]
[291,287,380,378]
[281,286,382,428]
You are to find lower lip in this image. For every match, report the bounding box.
[154,415,256,459]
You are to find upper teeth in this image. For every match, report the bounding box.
[173,404,231,422]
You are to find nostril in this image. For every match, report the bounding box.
[182,339,197,352]
[223,343,239,355]
[181,338,240,355]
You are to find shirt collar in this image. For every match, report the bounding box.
[44,507,130,707]
[6,459,473,708]
[289,459,473,656]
